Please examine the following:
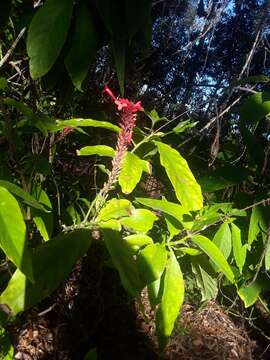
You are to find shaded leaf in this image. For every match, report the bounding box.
[65,2,98,90]
[137,244,167,285]
[102,228,142,297]
[231,223,246,274]
[239,91,270,124]
[27,0,73,78]
[0,230,92,315]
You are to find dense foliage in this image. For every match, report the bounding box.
[0,0,270,358]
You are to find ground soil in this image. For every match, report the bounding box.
[8,242,269,360]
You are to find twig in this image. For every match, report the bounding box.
[0,27,26,69]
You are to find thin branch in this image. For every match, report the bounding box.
[0,27,26,69]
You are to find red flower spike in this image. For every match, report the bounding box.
[104,86,143,113]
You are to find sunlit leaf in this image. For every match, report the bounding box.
[77,145,115,157]
[0,187,33,281]
[156,252,184,350]
[231,223,246,273]
[213,222,231,259]
[238,281,261,307]
[123,234,153,254]
[154,141,203,211]
[119,152,151,194]
[120,208,157,233]
[56,118,120,132]
[192,235,234,283]
[96,198,133,223]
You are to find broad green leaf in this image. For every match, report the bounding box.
[154,141,203,211]
[231,223,246,273]
[119,152,150,194]
[98,219,121,231]
[156,252,184,350]
[213,222,231,259]
[248,206,267,245]
[96,198,133,223]
[0,187,33,281]
[0,180,47,212]
[199,166,249,192]
[238,281,262,307]
[31,186,53,241]
[112,33,126,95]
[120,209,157,233]
[191,257,218,301]
[77,145,115,157]
[137,244,167,286]
[123,234,153,254]
[146,109,164,127]
[84,347,97,360]
[65,2,98,90]
[191,235,234,283]
[125,0,152,41]
[0,326,13,360]
[27,0,73,79]
[148,277,163,308]
[239,91,270,124]
[0,229,92,315]
[136,197,193,230]
[265,242,270,271]
[102,228,142,297]
[56,118,120,132]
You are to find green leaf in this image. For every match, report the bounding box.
[0,180,47,212]
[231,223,246,274]
[119,152,150,194]
[213,222,231,259]
[248,206,267,245]
[120,209,157,233]
[137,244,167,286]
[0,326,14,360]
[84,347,97,360]
[102,228,142,297]
[96,198,133,223]
[146,109,163,127]
[265,242,270,271]
[239,92,270,124]
[125,0,152,41]
[148,277,163,308]
[56,118,120,132]
[191,235,234,283]
[136,197,193,230]
[0,77,7,91]
[180,247,201,256]
[238,281,262,307]
[191,257,218,301]
[65,2,98,90]
[123,234,153,254]
[156,252,184,350]
[172,119,197,134]
[31,185,53,241]
[112,33,126,95]
[199,166,250,192]
[154,141,203,211]
[3,98,33,117]
[0,187,33,282]
[0,229,92,315]
[77,145,115,157]
[27,0,73,79]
